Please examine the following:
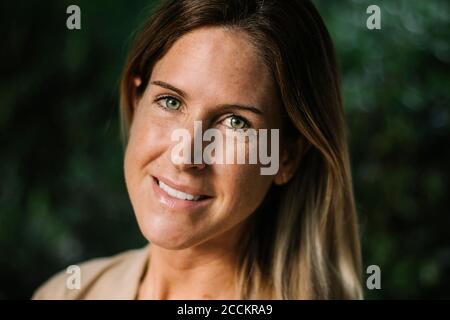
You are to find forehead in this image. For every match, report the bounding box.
[149,26,276,108]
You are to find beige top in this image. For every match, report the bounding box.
[32,245,150,300]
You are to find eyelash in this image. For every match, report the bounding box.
[222,114,250,131]
[154,95,182,112]
[153,95,252,130]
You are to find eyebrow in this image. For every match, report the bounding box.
[150,80,188,98]
[215,104,263,115]
[150,80,264,115]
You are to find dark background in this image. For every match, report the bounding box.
[1,0,449,299]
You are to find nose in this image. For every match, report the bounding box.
[176,160,207,171]
[169,120,208,172]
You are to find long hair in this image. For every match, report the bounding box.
[119,0,362,299]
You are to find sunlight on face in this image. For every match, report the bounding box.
[124,26,284,250]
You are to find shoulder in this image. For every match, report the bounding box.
[32,245,149,300]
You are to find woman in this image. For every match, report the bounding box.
[33,0,362,299]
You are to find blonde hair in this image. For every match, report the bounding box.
[120,0,362,299]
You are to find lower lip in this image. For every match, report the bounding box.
[150,176,213,210]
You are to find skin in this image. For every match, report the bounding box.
[124,26,302,299]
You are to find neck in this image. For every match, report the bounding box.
[137,224,246,300]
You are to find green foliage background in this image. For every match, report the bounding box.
[0,0,449,299]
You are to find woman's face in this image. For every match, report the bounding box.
[124,26,287,250]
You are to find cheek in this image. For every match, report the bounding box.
[124,110,172,208]
[217,164,273,217]
[124,108,169,172]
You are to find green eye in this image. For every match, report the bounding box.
[225,115,248,130]
[158,96,181,110]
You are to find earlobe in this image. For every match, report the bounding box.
[274,171,288,185]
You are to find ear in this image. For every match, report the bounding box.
[132,76,143,110]
[273,137,308,185]
[134,76,142,87]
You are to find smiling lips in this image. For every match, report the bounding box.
[153,177,212,209]
[158,180,204,201]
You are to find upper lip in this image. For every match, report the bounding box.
[153,175,213,197]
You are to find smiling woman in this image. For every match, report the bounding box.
[33,0,362,300]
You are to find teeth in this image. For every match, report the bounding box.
[158,180,201,201]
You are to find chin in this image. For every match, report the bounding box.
[139,217,205,250]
